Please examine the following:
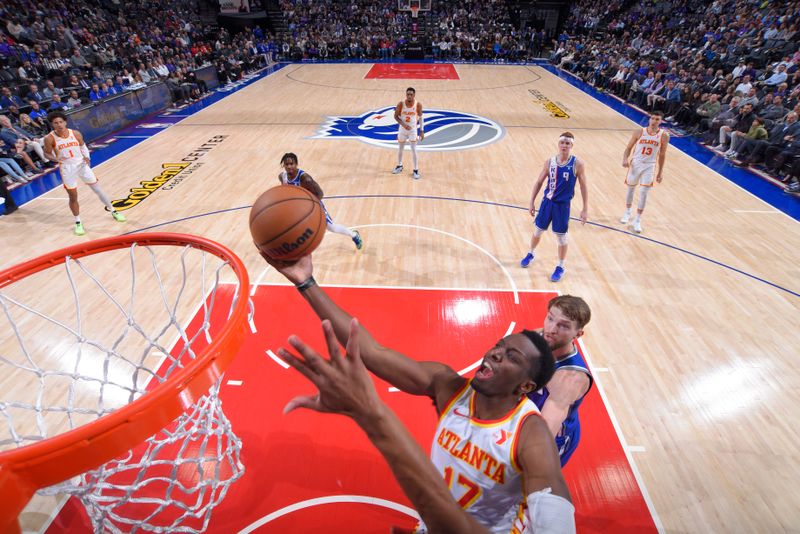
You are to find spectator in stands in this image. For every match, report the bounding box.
[67,90,84,108]
[28,100,48,122]
[70,48,91,71]
[0,139,31,184]
[1,87,24,110]
[48,94,70,111]
[736,112,800,167]
[0,116,45,174]
[25,84,46,103]
[89,83,107,102]
[42,81,64,100]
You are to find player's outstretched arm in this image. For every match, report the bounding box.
[518,416,576,533]
[281,319,489,534]
[263,253,462,400]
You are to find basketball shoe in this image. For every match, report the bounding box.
[550,265,565,282]
[112,211,126,222]
[74,222,86,236]
[520,252,534,268]
[392,165,403,174]
[352,230,363,250]
[413,169,420,180]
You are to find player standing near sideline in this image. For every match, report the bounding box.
[392,87,424,180]
[43,111,126,236]
[279,152,363,250]
[520,132,588,282]
[620,111,669,234]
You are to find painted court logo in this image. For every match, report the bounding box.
[313,107,504,151]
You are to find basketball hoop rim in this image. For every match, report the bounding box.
[0,233,250,532]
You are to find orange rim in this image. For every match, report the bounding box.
[0,233,250,532]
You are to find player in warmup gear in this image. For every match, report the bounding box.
[263,253,576,534]
[278,152,362,250]
[520,132,588,282]
[43,111,126,236]
[392,87,424,180]
[528,296,593,466]
[621,111,669,234]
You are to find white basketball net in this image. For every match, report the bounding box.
[0,241,251,532]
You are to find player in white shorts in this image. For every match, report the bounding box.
[44,111,126,236]
[392,87,424,180]
[620,111,669,233]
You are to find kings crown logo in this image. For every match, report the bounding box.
[312,107,505,151]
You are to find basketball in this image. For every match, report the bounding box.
[249,185,326,260]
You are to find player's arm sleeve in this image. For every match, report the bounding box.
[527,488,576,534]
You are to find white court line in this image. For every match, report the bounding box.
[593,367,609,372]
[730,209,781,214]
[576,338,665,533]
[226,380,243,386]
[265,349,289,369]
[238,495,419,533]
[251,281,553,293]
[113,135,153,138]
[627,445,647,453]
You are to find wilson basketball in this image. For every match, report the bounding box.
[249,185,326,260]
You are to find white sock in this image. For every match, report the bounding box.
[558,259,565,268]
[89,183,113,211]
[75,216,81,223]
[327,222,355,238]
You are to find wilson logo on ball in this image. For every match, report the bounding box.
[264,227,316,258]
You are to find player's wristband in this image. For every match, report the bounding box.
[295,276,316,293]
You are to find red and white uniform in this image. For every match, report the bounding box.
[397,100,419,142]
[626,127,663,186]
[50,129,97,189]
[415,381,541,534]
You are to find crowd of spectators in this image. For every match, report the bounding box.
[551,0,800,193]
[1,0,274,187]
[273,0,549,62]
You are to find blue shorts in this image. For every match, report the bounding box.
[555,427,580,467]
[535,199,570,234]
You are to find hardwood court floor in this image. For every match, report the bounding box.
[3,64,799,533]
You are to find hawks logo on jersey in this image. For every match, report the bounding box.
[312,107,505,151]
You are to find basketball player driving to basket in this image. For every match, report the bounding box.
[263,253,576,534]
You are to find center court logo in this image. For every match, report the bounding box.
[312,107,505,151]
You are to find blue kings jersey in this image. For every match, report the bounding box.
[544,155,579,202]
[527,346,593,466]
[281,169,333,224]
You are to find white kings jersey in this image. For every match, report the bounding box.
[418,382,541,534]
[50,129,83,165]
[631,127,662,166]
[400,100,419,131]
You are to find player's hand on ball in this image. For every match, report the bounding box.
[259,251,313,286]
[281,318,380,421]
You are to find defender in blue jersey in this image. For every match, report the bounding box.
[520,132,588,282]
[528,295,593,466]
[278,153,363,250]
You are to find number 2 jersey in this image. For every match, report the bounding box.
[417,381,542,534]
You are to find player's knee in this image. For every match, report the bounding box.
[533,226,546,237]
[555,232,569,246]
